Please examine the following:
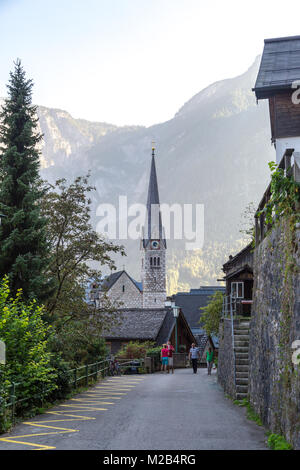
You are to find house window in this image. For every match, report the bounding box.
[122,285,125,293]
[231,282,244,299]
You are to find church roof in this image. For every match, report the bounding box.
[101,270,143,292]
[253,35,300,99]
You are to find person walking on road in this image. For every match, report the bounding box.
[206,347,214,375]
[167,340,175,374]
[189,343,200,374]
[161,343,169,373]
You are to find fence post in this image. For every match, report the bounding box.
[95,362,98,380]
[74,369,77,389]
[11,382,16,425]
[85,364,89,387]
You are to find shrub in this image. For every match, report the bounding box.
[267,433,292,450]
[117,341,155,359]
[0,276,57,415]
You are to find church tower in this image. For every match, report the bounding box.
[141,145,167,308]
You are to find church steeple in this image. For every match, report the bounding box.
[142,144,166,247]
[141,144,167,309]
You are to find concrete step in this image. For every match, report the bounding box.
[236,372,248,378]
[235,354,249,361]
[235,358,249,366]
[234,335,249,341]
[239,322,250,327]
[236,392,248,400]
[236,325,250,332]
[234,347,249,353]
[235,365,249,372]
[234,340,249,348]
[236,385,248,393]
[236,378,248,385]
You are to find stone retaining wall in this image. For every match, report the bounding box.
[249,218,300,449]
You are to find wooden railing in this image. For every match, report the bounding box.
[255,148,300,246]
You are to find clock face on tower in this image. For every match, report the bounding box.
[151,240,160,250]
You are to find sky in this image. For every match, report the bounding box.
[1,0,300,127]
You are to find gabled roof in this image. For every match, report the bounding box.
[101,270,143,292]
[173,286,225,328]
[103,309,168,340]
[253,35,300,99]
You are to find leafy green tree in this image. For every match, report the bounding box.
[40,174,125,326]
[0,59,55,301]
[199,290,224,336]
[0,276,57,410]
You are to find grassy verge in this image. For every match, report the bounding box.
[267,433,292,450]
[233,398,263,426]
[232,398,293,450]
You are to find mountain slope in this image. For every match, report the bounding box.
[1,57,274,293]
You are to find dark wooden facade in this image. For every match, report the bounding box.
[268,91,300,142]
[222,243,254,317]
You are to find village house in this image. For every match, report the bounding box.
[89,145,196,355]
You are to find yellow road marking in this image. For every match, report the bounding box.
[0,375,145,450]
[0,438,55,450]
[23,422,80,432]
[70,399,115,404]
[58,404,108,411]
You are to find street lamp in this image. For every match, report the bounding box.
[172,304,180,353]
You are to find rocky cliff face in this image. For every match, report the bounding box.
[1,57,275,292]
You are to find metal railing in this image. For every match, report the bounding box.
[0,358,111,426]
[222,294,237,387]
[0,357,145,427]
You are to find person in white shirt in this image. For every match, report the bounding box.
[188,343,200,374]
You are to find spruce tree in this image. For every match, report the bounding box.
[0,59,55,301]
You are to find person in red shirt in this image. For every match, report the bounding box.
[161,344,169,372]
[167,340,175,374]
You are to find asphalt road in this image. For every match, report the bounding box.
[0,368,267,450]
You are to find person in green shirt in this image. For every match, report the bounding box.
[206,347,214,375]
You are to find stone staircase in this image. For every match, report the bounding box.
[234,320,250,400]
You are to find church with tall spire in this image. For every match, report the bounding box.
[140,144,167,308]
[94,144,167,309]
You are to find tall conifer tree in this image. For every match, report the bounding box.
[0,59,54,301]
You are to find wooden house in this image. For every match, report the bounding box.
[253,35,300,163]
[221,243,253,317]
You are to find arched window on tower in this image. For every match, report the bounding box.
[153,257,157,266]
[122,285,125,293]
[157,257,160,266]
[150,257,152,266]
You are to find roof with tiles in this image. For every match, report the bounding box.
[103,308,169,340]
[254,35,300,99]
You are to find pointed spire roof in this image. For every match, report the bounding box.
[143,145,166,247]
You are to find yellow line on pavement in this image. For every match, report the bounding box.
[0,438,56,450]
[58,404,108,411]
[70,399,115,404]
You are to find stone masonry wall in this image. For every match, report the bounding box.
[218,318,238,398]
[107,272,143,309]
[248,217,300,449]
